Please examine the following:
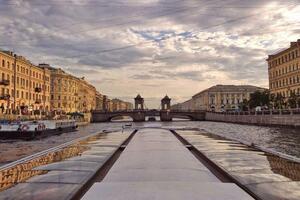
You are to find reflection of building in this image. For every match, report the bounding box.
[267,155,300,181]
[0,50,51,116]
[0,144,89,192]
[267,39,300,98]
[40,65,97,114]
[172,85,265,112]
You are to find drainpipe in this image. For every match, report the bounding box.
[13,54,17,114]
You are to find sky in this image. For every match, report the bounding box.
[0,0,299,108]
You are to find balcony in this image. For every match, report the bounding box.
[35,99,42,104]
[0,94,10,100]
[35,87,42,93]
[0,80,10,86]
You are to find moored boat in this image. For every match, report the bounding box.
[0,120,78,140]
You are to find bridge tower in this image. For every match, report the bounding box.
[161,95,171,110]
[160,95,172,121]
[134,94,144,110]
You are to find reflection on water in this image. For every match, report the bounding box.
[133,121,300,159]
[0,133,110,192]
[1,120,300,168]
[203,132,300,181]
[267,156,300,181]
[177,130,300,199]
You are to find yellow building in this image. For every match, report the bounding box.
[173,85,265,112]
[0,50,50,116]
[40,65,97,114]
[192,85,266,111]
[95,91,104,110]
[111,98,133,111]
[267,39,300,98]
[77,77,97,113]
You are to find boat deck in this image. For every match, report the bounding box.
[82,128,253,200]
[1,127,300,199]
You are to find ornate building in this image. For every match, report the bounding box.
[111,98,133,111]
[192,85,266,111]
[0,50,51,116]
[77,77,97,113]
[172,85,266,112]
[40,64,96,114]
[267,39,300,98]
[95,91,104,111]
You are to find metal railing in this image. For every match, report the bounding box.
[0,79,10,86]
[207,109,300,115]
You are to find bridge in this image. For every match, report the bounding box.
[91,109,206,122]
[92,94,206,122]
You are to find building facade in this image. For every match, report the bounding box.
[40,65,97,114]
[0,49,134,117]
[77,77,97,113]
[95,91,104,111]
[192,85,266,111]
[111,98,133,111]
[0,51,51,116]
[267,39,300,98]
[171,99,194,111]
[172,85,266,112]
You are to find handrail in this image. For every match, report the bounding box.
[207,108,300,115]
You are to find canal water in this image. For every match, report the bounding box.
[1,120,300,166]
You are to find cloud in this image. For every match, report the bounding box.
[0,0,299,108]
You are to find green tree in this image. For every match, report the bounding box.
[248,90,270,109]
[288,92,298,108]
[273,93,284,109]
[269,93,276,109]
[239,99,249,111]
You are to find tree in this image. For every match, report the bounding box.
[239,99,249,111]
[273,93,284,109]
[248,90,270,109]
[287,92,298,108]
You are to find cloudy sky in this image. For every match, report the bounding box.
[0,0,299,108]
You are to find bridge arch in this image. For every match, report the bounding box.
[170,114,194,120]
[110,114,134,122]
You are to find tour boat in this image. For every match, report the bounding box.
[0,120,78,140]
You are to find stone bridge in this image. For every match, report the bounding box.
[91,110,206,122]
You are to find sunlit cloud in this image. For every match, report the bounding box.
[0,0,299,107]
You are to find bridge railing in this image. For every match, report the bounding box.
[92,109,135,113]
[92,109,206,113]
[207,108,300,116]
[170,109,206,112]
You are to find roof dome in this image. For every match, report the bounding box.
[135,94,143,99]
[162,95,171,100]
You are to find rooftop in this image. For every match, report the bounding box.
[267,39,300,59]
[193,85,266,97]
